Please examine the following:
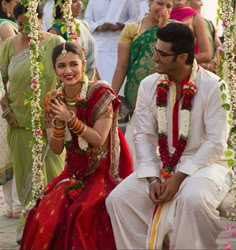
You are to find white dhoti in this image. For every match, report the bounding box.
[106,164,232,249]
[124,114,136,168]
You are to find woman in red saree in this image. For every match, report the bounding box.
[20,41,133,250]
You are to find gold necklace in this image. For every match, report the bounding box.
[63,89,81,106]
[64,99,77,106]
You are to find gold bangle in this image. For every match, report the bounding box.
[66,110,76,122]
[52,118,66,128]
[79,124,87,136]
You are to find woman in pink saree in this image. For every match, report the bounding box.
[170,0,211,63]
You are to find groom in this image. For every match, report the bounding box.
[106,22,232,249]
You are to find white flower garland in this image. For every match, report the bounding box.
[218,0,236,220]
[25,0,79,211]
[23,0,44,213]
[157,60,198,140]
[61,0,78,42]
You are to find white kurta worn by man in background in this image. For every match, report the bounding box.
[84,0,139,84]
[106,23,232,249]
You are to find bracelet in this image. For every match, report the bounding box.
[79,124,87,137]
[66,110,75,122]
[52,118,66,128]
[2,108,12,118]
[149,178,161,188]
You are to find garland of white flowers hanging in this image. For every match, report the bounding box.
[21,0,45,212]
[23,0,78,212]
[60,0,78,42]
[217,0,236,220]
[217,0,236,168]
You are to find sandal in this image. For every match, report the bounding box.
[4,210,13,218]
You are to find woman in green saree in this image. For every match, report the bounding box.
[0,0,22,219]
[111,0,173,167]
[0,3,65,241]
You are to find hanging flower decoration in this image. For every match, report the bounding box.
[60,0,79,42]
[21,0,45,213]
[217,0,236,170]
[217,0,236,222]
[156,60,198,180]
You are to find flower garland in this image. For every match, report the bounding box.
[218,0,236,221]
[23,0,80,212]
[157,61,198,180]
[60,0,78,42]
[21,0,45,213]
[218,0,236,167]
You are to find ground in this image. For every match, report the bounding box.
[0,185,236,250]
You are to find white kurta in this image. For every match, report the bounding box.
[106,67,232,249]
[84,0,139,84]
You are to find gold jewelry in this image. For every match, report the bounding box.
[66,110,76,122]
[64,99,77,106]
[61,42,67,56]
[52,118,66,128]
[79,124,87,137]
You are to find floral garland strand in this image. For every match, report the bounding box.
[157,61,197,179]
[218,0,236,222]
[61,0,78,42]
[218,0,236,167]
[22,0,45,213]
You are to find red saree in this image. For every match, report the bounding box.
[20,82,133,250]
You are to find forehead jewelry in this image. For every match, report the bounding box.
[61,42,67,56]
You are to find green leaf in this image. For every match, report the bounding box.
[221,93,227,101]
[225,149,233,157]
[76,100,88,107]
[61,25,67,35]
[29,139,36,149]
[24,99,31,105]
[230,125,236,134]
[39,62,44,72]
[222,103,230,111]
[227,159,234,168]
[54,19,62,26]
[24,91,33,105]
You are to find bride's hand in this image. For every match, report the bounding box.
[50,98,72,121]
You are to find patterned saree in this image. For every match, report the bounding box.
[20,82,133,250]
[124,26,159,110]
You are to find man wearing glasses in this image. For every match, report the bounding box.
[106,22,232,249]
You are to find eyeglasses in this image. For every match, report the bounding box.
[153,46,179,57]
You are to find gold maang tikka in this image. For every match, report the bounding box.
[61,42,68,56]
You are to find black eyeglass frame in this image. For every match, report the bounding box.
[153,46,180,57]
